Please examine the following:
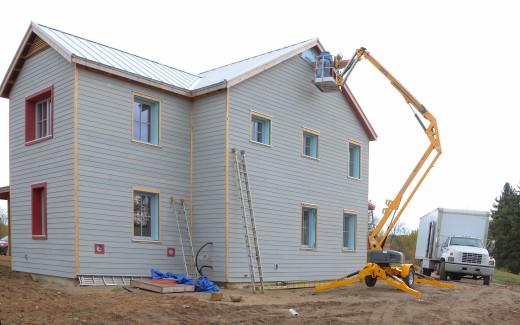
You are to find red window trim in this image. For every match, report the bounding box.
[31,182,48,240]
[25,86,54,146]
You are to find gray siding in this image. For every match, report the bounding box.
[191,92,226,281]
[9,48,75,277]
[228,56,370,282]
[77,69,191,275]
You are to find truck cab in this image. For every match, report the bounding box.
[439,236,495,284]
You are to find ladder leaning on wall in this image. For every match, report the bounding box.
[170,197,197,278]
[232,148,264,293]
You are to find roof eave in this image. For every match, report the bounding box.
[0,22,74,99]
[341,85,378,141]
[190,80,227,97]
[225,38,322,89]
[73,57,192,97]
[31,22,73,62]
[0,24,34,98]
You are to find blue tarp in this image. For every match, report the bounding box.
[150,269,194,285]
[195,276,220,292]
[150,269,219,292]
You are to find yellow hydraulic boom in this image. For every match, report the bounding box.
[314,47,452,297]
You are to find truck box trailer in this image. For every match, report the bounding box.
[415,208,495,285]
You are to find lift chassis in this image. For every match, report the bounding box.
[314,48,453,298]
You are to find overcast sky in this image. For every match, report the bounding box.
[0,0,518,229]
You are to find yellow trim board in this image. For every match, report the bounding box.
[73,65,80,274]
[189,101,194,236]
[224,88,230,282]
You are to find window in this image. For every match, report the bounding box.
[31,183,47,239]
[303,130,319,158]
[25,86,53,144]
[348,142,361,178]
[133,95,160,145]
[301,206,317,248]
[133,190,159,241]
[343,212,356,250]
[250,112,271,145]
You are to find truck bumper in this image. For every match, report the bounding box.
[445,262,494,276]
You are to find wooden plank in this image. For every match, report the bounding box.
[130,279,194,293]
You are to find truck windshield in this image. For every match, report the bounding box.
[450,237,483,248]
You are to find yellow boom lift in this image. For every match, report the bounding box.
[313,47,453,298]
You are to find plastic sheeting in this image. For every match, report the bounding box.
[150,269,219,292]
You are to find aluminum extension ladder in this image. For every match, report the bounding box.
[232,148,264,293]
[171,197,197,278]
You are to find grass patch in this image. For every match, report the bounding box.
[493,269,520,283]
[111,287,125,293]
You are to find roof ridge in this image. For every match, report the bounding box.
[35,23,201,79]
[197,38,318,75]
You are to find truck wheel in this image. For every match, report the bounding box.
[450,274,461,281]
[404,268,415,288]
[422,268,432,276]
[364,276,377,287]
[483,275,491,285]
[439,260,447,280]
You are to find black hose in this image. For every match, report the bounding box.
[196,242,213,276]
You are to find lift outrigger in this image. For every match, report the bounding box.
[313,48,454,298]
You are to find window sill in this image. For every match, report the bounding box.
[25,135,53,146]
[342,248,356,253]
[249,139,272,147]
[347,175,362,181]
[132,239,162,244]
[300,246,318,251]
[32,235,48,240]
[301,154,320,161]
[131,140,162,149]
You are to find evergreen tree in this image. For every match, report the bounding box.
[489,182,520,273]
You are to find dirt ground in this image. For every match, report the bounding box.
[1,266,519,324]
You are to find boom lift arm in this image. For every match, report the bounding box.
[339,47,442,251]
[314,47,451,298]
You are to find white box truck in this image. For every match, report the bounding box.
[415,208,495,285]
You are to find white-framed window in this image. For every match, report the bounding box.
[348,142,361,178]
[35,98,51,139]
[250,112,271,145]
[301,205,317,248]
[343,212,357,250]
[133,190,159,241]
[303,129,319,158]
[133,95,160,145]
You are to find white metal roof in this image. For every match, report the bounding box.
[33,23,201,90]
[30,23,321,94]
[191,38,320,91]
